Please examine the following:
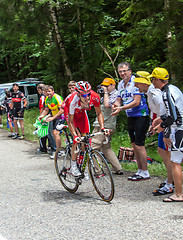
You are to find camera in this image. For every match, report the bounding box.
[97,85,104,97]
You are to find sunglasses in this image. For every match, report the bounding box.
[118,69,130,73]
[81,92,91,98]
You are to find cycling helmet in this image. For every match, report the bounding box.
[75,81,91,94]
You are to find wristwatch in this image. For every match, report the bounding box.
[104,92,108,94]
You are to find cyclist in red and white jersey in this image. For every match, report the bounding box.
[66,81,109,176]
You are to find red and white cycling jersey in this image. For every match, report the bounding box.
[64,90,100,133]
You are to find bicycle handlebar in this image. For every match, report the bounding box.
[80,132,109,144]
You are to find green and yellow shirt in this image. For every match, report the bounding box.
[45,93,63,119]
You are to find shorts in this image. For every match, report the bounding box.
[170,128,183,164]
[73,111,90,134]
[13,108,24,120]
[7,112,13,122]
[65,110,90,134]
[0,109,2,116]
[128,116,149,146]
[158,132,171,151]
[53,118,65,130]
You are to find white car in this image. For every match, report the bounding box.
[0,78,42,108]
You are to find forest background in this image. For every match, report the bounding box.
[1,0,183,175]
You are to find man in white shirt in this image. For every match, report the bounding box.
[133,71,173,196]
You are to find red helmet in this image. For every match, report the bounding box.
[75,81,91,94]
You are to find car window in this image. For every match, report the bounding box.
[27,86,37,95]
[19,86,25,94]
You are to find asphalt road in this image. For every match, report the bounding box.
[0,129,183,240]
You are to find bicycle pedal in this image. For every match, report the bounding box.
[75,178,82,185]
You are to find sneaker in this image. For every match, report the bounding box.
[130,174,150,181]
[18,135,24,140]
[115,170,123,175]
[0,124,3,128]
[70,165,81,177]
[50,151,56,159]
[84,171,90,181]
[12,133,19,139]
[36,148,47,154]
[128,173,138,181]
[153,186,173,196]
[58,151,65,157]
[8,133,15,138]
[47,147,52,154]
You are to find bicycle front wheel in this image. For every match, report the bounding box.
[54,147,79,193]
[88,150,114,202]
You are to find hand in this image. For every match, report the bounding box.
[101,86,107,92]
[163,137,172,149]
[111,106,122,116]
[101,128,110,136]
[46,116,54,122]
[147,125,156,136]
[38,116,43,122]
[152,117,162,128]
[153,124,164,133]
[73,135,81,144]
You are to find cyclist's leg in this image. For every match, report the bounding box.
[70,113,89,176]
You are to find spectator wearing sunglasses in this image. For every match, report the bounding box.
[112,62,150,181]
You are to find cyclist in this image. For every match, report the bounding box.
[66,81,109,177]
[10,83,27,139]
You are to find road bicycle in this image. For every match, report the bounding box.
[54,125,114,202]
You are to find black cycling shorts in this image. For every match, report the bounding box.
[53,118,65,130]
[13,108,24,120]
[128,116,149,146]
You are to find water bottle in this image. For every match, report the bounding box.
[77,151,84,166]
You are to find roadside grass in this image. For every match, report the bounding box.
[1,107,166,177]
[1,107,39,142]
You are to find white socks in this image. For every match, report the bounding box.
[139,170,150,178]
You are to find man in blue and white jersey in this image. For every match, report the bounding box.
[150,67,183,202]
[112,62,150,181]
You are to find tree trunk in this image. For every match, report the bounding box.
[49,2,73,81]
[76,6,88,80]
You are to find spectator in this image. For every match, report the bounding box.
[149,67,183,202]
[10,83,27,139]
[68,81,77,94]
[133,71,173,195]
[0,106,3,128]
[38,85,64,159]
[91,78,123,175]
[43,85,57,156]
[36,84,48,154]
[2,91,15,137]
[112,62,150,181]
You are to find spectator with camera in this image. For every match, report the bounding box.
[91,78,123,175]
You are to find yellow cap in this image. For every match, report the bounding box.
[100,78,116,86]
[133,71,151,85]
[148,67,169,81]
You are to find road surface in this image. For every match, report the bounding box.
[0,129,183,240]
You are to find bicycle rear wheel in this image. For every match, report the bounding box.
[88,150,114,202]
[54,147,79,193]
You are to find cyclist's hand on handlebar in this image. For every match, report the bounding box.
[101,128,110,136]
[73,135,81,144]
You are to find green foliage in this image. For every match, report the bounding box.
[1,0,183,90]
